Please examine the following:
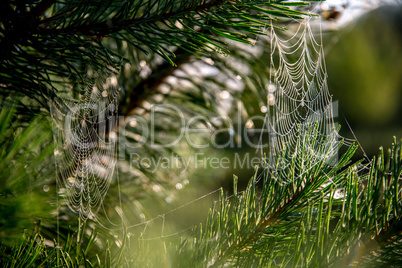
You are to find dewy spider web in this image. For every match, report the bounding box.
[264,17,341,170]
[50,70,120,221]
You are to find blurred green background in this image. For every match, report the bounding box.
[325,5,402,158]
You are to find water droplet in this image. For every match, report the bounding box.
[154,94,164,102]
[152,185,161,192]
[267,83,276,93]
[141,101,151,110]
[219,90,230,100]
[268,94,275,106]
[54,150,60,156]
[43,185,50,192]
[175,183,183,190]
[109,132,117,141]
[129,119,137,127]
[236,75,242,80]
[158,83,171,94]
[110,76,118,87]
[246,120,254,129]
[260,106,268,113]
[321,3,329,11]
[102,91,108,97]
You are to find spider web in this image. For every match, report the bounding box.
[50,70,120,221]
[263,17,341,171]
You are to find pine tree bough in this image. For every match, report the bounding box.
[37,0,230,36]
[0,0,310,111]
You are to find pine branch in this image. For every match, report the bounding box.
[212,185,307,267]
[30,0,57,18]
[37,0,229,36]
[1,0,311,108]
[196,135,401,267]
[121,47,193,116]
[204,127,336,259]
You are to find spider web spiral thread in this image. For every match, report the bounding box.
[265,17,340,173]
